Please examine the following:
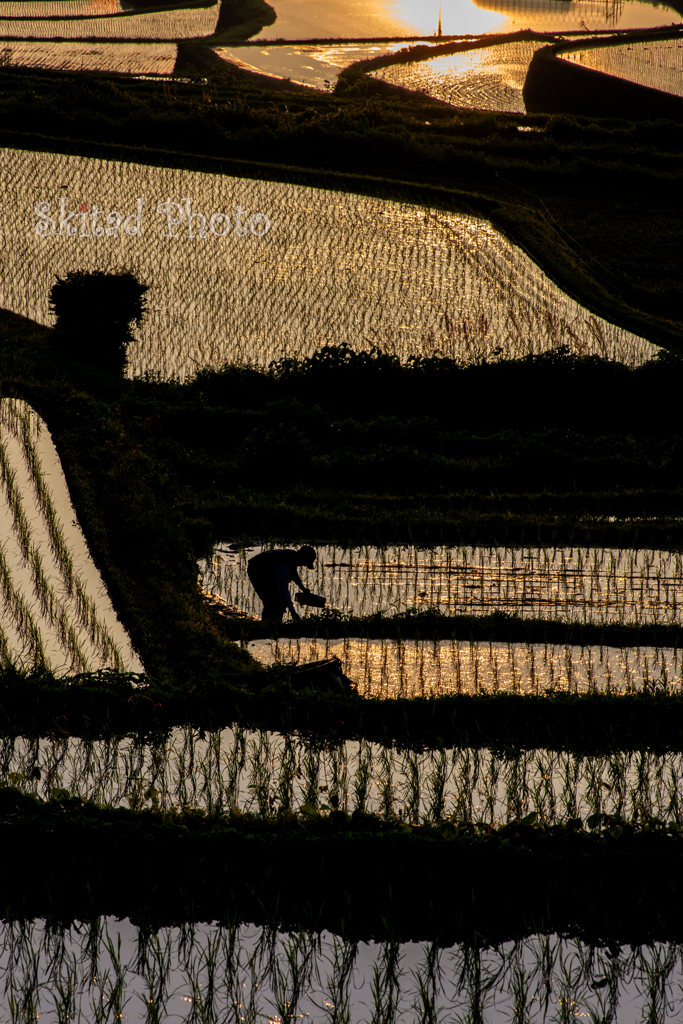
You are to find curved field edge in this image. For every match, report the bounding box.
[2,788,683,943]
[0,68,679,349]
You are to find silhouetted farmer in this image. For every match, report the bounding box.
[247,546,317,623]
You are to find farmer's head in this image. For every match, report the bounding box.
[297,545,316,569]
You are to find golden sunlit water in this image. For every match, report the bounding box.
[0,4,218,38]
[0,149,657,378]
[561,36,683,95]
[256,0,682,39]
[371,40,543,111]
[248,636,681,696]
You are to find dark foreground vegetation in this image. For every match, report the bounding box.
[3,310,683,747]
[4,666,683,751]
[2,786,682,942]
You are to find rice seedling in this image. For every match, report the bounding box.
[207,542,683,628]
[0,398,140,673]
[561,38,683,98]
[0,148,658,381]
[6,726,683,826]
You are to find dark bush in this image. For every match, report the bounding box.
[49,270,148,374]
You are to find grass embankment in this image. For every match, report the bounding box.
[4,669,683,752]
[2,787,683,942]
[140,346,683,546]
[0,63,680,348]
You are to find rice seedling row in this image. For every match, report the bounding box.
[6,725,683,825]
[0,399,140,674]
[0,39,177,74]
[561,36,683,97]
[247,635,682,697]
[203,542,683,626]
[0,917,681,1023]
[0,4,219,40]
[0,148,656,380]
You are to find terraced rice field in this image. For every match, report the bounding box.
[1,919,679,1024]
[248,636,682,696]
[215,41,409,91]
[0,39,176,72]
[0,398,141,673]
[4,727,683,822]
[371,41,548,113]
[560,37,683,97]
[0,3,219,39]
[0,1,125,14]
[0,149,657,377]
[202,543,683,625]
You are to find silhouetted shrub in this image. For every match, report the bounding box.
[49,271,148,374]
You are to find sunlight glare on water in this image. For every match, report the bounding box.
[249,636,682,697]
[371,40,545,111]
[255,0,682,40]
[561,37,683,97]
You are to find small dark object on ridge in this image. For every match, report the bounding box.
[49,270,148,375]
[291,657,356,697]
[294,591,326,608]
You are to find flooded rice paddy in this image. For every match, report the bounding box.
[0,399,141,673]
[4,727,683,823]
[0,39,176,73]
[371,40,547,112]
[0,148,658,377]
[215,41,408,90]
[202,543,683,626]
[561,36,683,96]
[0,3,219,39]
[1,919,679,1024]
[255,0,683,41]
[0,1,128,16]
[248,636,681,697]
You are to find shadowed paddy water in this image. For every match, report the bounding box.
[0,919,680,1023]
[371,40,547,112]
[561,36,683,96]
[0,399,142,673]
[1,149,658,377]
[255,0,683,39]
[5,728,683,821]
[201,543,683,625]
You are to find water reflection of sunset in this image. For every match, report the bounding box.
[257,0,681,39]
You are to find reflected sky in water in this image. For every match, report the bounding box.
[256,0,682,39]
